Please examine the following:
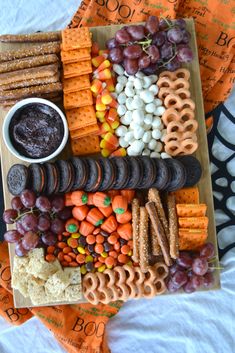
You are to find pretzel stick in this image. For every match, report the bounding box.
[0,31,61,43]
[148,188,170,240]
[167,194,179,259]
[150,222,161,256]
[0,54,58,74]
[0,73,60,91]
[139,207,149,273]
[146,202,172,267]
[0,63,59,85]
[0,82,62,100]
[131,198,140,263]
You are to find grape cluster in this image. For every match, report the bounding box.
[106,16,193,76]
[3,190,72,257]
[167,243,216,293]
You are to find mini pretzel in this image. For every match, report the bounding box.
[114,266,126,286]
[154,279,166,295]
[158,87,175,100]
[163,132,182,144]
[174,68,190,81]
[157,77,189,91]
[104,269,118,301]
[82,272,98,291]
[183,119,198,133]
[164,93,183,109]
[143,281,157,298]
[159,70,175,80]
[96,272,112,304]
[162,108,181,126]
[179,108,195,122]
[166,121,184,134]
[181,138,198,154]
[175,88,190,99]
[164,140,182,156]
[123,265,137,298]
[154,262,169,280]
[181,98,195,111]
[183,131,197,141]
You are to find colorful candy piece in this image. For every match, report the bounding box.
[96,111,106,119]
[110,120,120,130]
[105,77,115,92]
[99,49,109,56]
[109,95,118,108]
[90,79,103,95]
[91,54,107,68]
[107,108,118,123]
[103,132,119,148]
[98,123,114,136]
[95,60,111,73]
[96,95,106,111]
[110,148,126,157]
[94,68,112,81]
[100,139,117,151]
[101,148,111,157]
[101,88,113,105]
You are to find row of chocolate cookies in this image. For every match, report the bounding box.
[7,156,202,196]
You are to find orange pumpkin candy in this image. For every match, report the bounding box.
[112,195,128,214]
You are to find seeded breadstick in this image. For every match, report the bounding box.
[150,222,161,256]
[148,188,170,240]
[0,31,61,43]
[0,73,60,91]
[1,93,62,109]
[146,202,172,267]
[0,54,58,74]
[132,198,140,263]
[0,63,59,85]
[167,194,179,259]
[139,207,149,273]
[0,42,60,63]
[0,82,62,100]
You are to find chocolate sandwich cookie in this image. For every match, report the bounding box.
[164,158,186,192]
[110,157,130,190]
[98,158,116,191]
[7,164,30,195]
[136,156,156,189]
[28,163,47,194]
[44,162,59,195]
[70,157,88,191]
[151,158,169,190]
[84,158,103,192]
[124,157,143,189]
[56,160,75,194]
[176,155,202,187]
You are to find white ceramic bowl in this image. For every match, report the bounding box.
[2,98,69,163]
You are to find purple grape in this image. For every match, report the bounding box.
[192,257,208,276]
[126,25,145,40]
[3,209,18,224]
[141,63,158,75]
[11,197,23,211]
[20,189,36,208]
[138,54,151,69]
[160,42,174,59]
[165,57,181,71]
[145,16,159,35]
[123,58,139,75]
[167,27,183,44]
[183,280,196,293]
[167,279,180,293]
[123,44,142,59]
[106,37,119,50]
[108,47,123,64]
[159,18,172,31]
[41,231,57,246]
[4,230,22,243]
[15,241,28,256]
[175,18,186,29]
[172,270,188,287]
[176,252,193,269]
[58,207,72,221]
[16,220,27,235]
[115,28,131,44]
[203,272,214,288]
[191,275,204,289]
[181,29,191,44]
[22,231,39,250]
[36,196,51,212]
[147,45,160,63]
[50,218,65,234]
[38,215,51,232]
[169,263,185,275]
[21,213,38,232]
[51,195,65,213]
[177,47,193,63]
[200,242,215,259]
[152,31,166,47]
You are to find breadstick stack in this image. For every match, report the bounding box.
[0,32,62,109]
[132,188,180,270]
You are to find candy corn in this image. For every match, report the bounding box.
[107,108,118,122]
[101,148,111,157]
[95,68,112,80]
[101,89,113,105]
[99,50,109,56]
[105,77,115,92]
[110,148,127,157]
[109,95,118,108]
[91,79,103,95]
[96,95,106,111]
[92,54,108,68]
[98,122,114,136]
[110,120,120,130]
[103,132,119,149]
[100,139,117,151]
[95,60,111,73]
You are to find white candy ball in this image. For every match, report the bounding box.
[119,137,129,148]
[117,104,127,116]
[142,131,152,143]
[130,120,143,129]
[135,71,145,79]
[155,141,163,152]
[140,90,154,103]
[129,140,144,153]
[124,131,134,142]
[143,77,152,89]
[120,111,132,125]
[150,152,161,158]
[144,114,153,125]
[133,78,143,90]
[155,106,166,116]
[149,85,159,95]
[142,148,151,156]
[143,123,152,131]
[132,97,144,109]
[125,87,135,97]
[160,129,167,142]
[117,92,127,105]
[128,75,135,82]
[125,97,134,111]
[148,139,157,150]
[149,74,158,83]
[152,116,162,129]
[132,110,145,124]
[115,125,128,137]
[133,126,145,139]
[145,103,156,113]
[117,75,128,85]
[152,129,162,140]
[154,98,162,107]
[113,64,124,76]
[161,152,172,159]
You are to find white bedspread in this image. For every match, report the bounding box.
[0,2,234,353]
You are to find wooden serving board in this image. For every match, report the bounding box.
[0,19,220,308]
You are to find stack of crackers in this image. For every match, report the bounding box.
[0,32,62,109]
[61,28,100,156]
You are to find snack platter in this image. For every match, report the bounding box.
[0,18,220,308]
